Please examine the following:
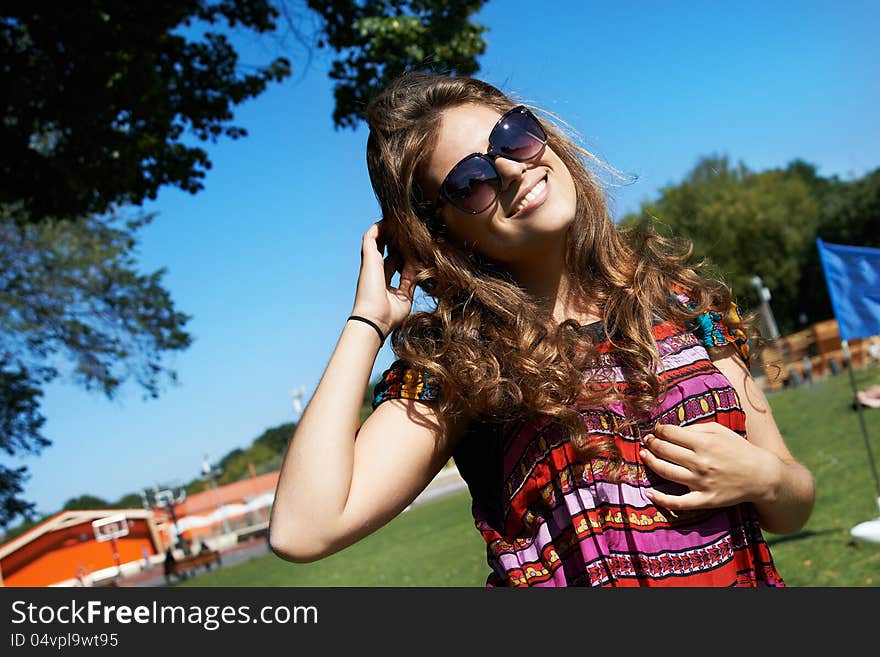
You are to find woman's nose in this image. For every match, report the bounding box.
[493,156,528,189]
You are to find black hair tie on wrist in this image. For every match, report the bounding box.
[348,315,386,345]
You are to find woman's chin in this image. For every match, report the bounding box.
[524,203,576,234]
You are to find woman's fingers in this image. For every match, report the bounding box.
[639,448,696,487]
[646,489,710,512]
[354,220,415,329]
[361,221,383,265]
[653,423,715,448]
[397,258,417,300]
[364,220,381,243]
[642,434,697,469]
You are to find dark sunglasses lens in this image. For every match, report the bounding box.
[493,110,546,160]
[443,157,500,213]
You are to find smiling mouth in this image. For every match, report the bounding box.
[510,174,549,218]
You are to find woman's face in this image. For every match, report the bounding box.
[418,103,578,265]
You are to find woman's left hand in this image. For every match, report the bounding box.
[640,422,783,512]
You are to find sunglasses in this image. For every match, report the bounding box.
[435,105,548,215]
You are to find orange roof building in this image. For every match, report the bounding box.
[0,470,281,587]
[0,509,167,587]
[171,470,279,542]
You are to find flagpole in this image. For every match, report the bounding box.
[843,341,880,499]
[845,339,880,542]
[816,238,880,542]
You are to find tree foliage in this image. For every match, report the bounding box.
[793,164,880,324]
[1,1,292,221]
[253,421,297,454]
[0,364,49,527]
[114,493,145,509]
[2,1,489,220]
[0,211,192,527]
[304,0,488,128]
[621,155,880,335]
[61,494,111,511]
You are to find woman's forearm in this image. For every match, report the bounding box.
[707,347,817,536]
[753,457,816,536]
[269,319,382,558]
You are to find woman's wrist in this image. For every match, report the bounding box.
[349,307,393,337]
[346,314,387,345]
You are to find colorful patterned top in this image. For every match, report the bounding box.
[371,300,783,587]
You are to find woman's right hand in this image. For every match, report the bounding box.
[351,220,417,337]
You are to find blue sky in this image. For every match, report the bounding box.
[14,1,879,516]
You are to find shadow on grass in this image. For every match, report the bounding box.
[765,528,838,546]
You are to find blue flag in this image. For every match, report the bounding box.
[817,238,880,340]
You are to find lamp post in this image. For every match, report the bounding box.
[291,385,306,419]
[202,455,231,535]
[750,275,781,340]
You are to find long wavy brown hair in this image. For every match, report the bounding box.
[365,72,756,471]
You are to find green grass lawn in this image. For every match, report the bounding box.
[762,363,880,586]
[181,363,880,587]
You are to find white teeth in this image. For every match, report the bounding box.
[515,178,547,213]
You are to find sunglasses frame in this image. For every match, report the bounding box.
[434,105,548,216]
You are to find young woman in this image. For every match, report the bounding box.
[269,72,815,587]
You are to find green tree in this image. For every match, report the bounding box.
[2,1,488,220]
[253,422,297,454]
[2,1,292,222]
[789,163,880,324]
[217,448,245,472]
[623,156,880,335]
[815,168,880,249]
[0,0,487,528]
[622,155,820,335]
[0,211,192,527]
[61,494,111,511]
[0,514,50,544]
[216,443,279,485]
[304,0,488,128]
[114,493,145,509]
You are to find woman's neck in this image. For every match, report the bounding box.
[506,241,601,326]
